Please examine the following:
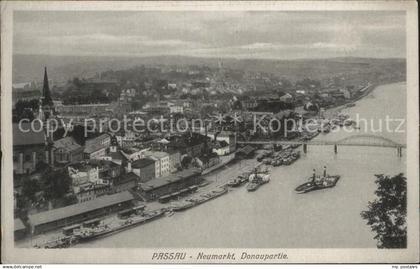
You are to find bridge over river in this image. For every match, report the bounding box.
[237,134,406,157]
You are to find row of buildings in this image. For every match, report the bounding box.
[12,67,242,238]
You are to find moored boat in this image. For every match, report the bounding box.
[227,178,243,187]
[246,182,260,191]
[171,201,196,212]
[187,187,228,206]
[246,169,270,192]
[35,235,75,248]
[73,210,165,242]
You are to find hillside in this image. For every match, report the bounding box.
[13,54,405,85]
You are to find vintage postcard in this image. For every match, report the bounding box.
[1,0,419,264]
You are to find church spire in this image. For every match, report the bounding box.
[39,66,54,122]
[42,66,53,106]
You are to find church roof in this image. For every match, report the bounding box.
[13,123,45,147]
[54,136,82,152]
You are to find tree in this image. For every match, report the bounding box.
[361,173,407,248]
[13,99,39,122]
[181,155,192,169]
[21,178,41,202]
[62,193,78,206]
[43,169,73,201]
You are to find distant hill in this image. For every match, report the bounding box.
[13,54,405,84]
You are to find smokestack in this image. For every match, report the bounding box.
[323,166,327,177]
[312,169,316,181]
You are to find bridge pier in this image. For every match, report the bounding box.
[303,144,307,154]
[334,144,338,154]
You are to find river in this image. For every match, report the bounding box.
[77,82,406,248]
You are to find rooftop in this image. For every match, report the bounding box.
[218,131,235,137]
[139,168,201,191]
[144,151,169,159]
[168,133,207,148]
[132,158,155,169]
[13,123,45,147]
[87,159,120,169]
[69,162,98,171]
[237,145,255,155]
[87,133,111,143]
[54,137,82,152]
[115,172,140,185]
[28,191,134,226]
[213,140,229,149]
[84,143,106,154]
[121,146,150,155]
[60,103,111,107]
[76,182,109,193]
[158,138,170,144]
[108,150,127,161]
[14,218,26,231]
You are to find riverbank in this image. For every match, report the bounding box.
[18,100,363,248]
[17,154,264,248]
[322,81,406,119]
[18,82,406,248]
[72,82,405,248]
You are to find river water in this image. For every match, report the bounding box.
[77,82,406,248]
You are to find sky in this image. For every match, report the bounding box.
[13,11,406,59]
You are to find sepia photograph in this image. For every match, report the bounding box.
[1,0,418,264]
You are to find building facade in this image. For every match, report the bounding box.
[207,131,236,154]
[212,140,230,156]
[85,134,111,149]
[84,144,107,160]
[167,150,181,173]
[112,172,140,193]
[131,158,156,182]
[138,168,202,201]
[53,137,84,165]
[13,123,46,175]
[144,151,170,178]
[28,191,135,234]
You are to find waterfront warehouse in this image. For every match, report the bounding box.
[138,168,202,201]
[28,191,135,234]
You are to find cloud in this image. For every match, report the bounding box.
[44,34,199,48]
[13,11,406,59]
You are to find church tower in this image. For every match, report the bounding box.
[39,67,54,121]
[39,67,55,167]
[110,135,118,153]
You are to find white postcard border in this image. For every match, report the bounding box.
[1,1,418,263]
